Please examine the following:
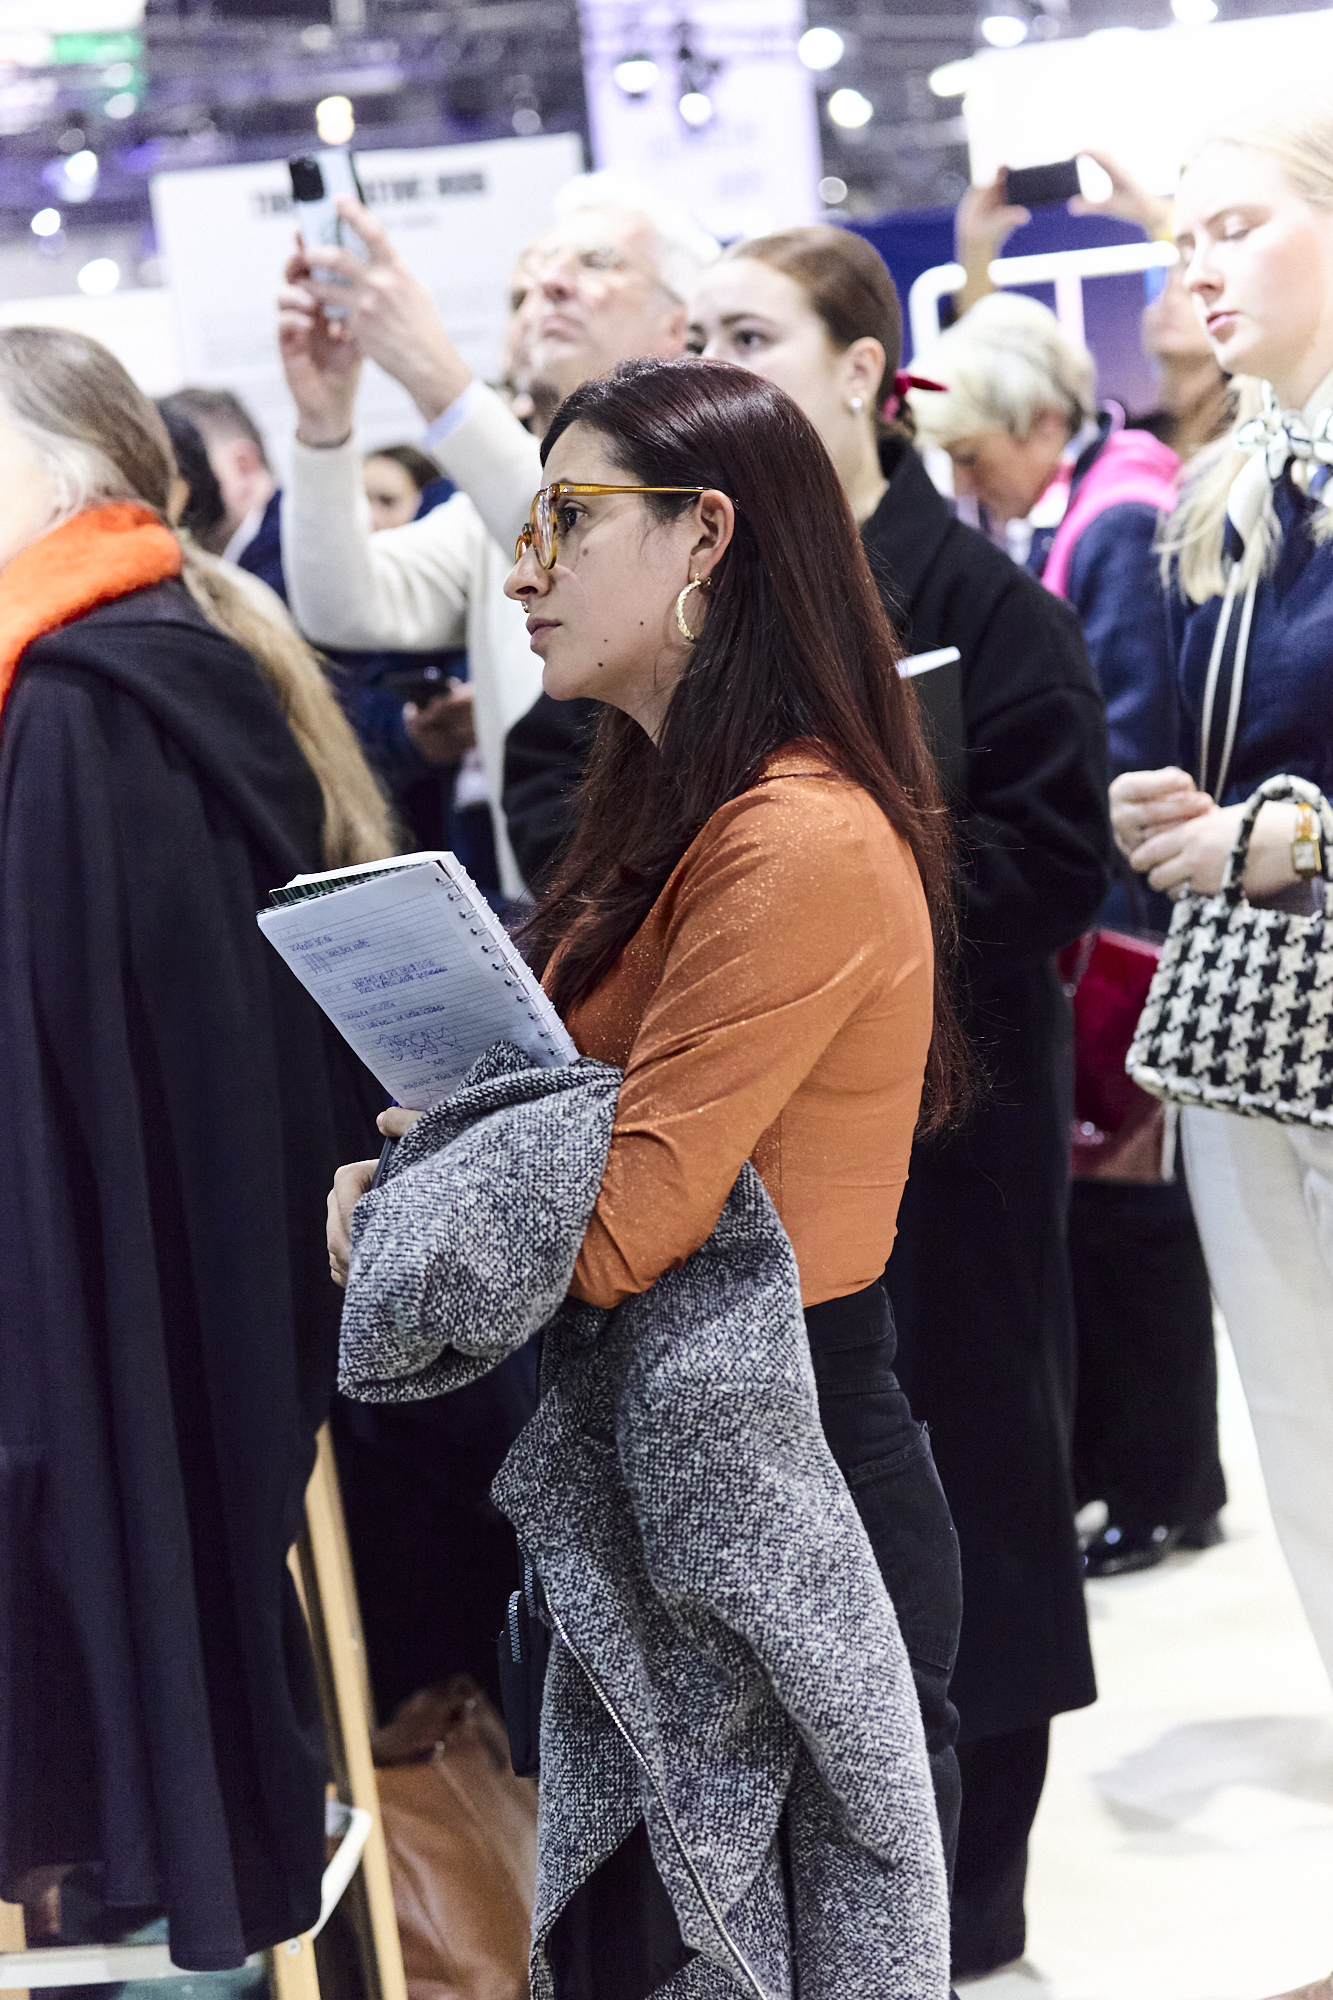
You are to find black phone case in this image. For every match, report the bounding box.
[1005,159,1081,208]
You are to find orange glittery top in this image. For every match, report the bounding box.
[554,743,934,1311]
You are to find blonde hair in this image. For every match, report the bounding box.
[907,292,1097,449]
[0,325,393,868]
[1159,99,1333,603]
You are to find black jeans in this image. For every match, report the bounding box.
[951,1722,1051,1977]
[805,1279,964,1877]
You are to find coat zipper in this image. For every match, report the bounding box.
[541,1588,778,2000]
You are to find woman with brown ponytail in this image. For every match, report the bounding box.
[689,227,1114,1980]
[0,327,392,1969]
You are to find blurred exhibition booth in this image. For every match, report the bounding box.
[4,0,1333,462]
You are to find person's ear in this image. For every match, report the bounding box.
[842,335,887,414]
[657,298,690,359]
[1031,407,1075,449]
[689,489,735,579]
[231,437,266,480]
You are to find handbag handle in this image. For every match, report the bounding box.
[1220,773,1333,903]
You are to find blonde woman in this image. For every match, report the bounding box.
[0,328,392,1968]
[1115,104,1333,2000]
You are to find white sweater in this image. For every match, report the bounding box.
[281,384,544,896]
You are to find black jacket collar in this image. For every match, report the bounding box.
[859,436,957,604]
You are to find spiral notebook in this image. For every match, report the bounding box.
[258,851,577,1111]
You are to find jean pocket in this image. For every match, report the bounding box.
[844,1427,963,1677]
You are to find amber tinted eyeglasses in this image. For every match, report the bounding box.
[514,480,707,570]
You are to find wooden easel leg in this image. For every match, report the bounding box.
[295,1427,407,2000]
[0,1897,27,2000]
[267,1933,321,2000]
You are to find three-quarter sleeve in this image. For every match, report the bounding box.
[569,776,927,1308]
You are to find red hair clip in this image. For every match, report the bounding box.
[884,369,947,420]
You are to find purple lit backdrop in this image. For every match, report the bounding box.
[852,204,1160,419]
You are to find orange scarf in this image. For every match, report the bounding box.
[0,503,182,723]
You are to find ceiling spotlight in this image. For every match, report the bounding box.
[827,87,873,129]
[59,148,100,200]
[78,257,121,297]
[614,53,659,96]
[315,94,355,146]
[104,91,137,119]
[1171,0,1217,19]
[818,174,848,205]
[678,90,713,127]
[929,58,977,96]
[980,7,1030,47]
[798,27,844,71]
[30,207,62,237]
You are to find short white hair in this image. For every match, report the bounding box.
[909,292,1097,446]
[552,169,720,303]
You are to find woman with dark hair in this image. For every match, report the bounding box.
[155,398,227,544]
[361,441,445,531]
[330,353,966,1996]
[688,226,1114,1979]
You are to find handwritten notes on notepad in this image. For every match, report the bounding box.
[258,858,576,1109]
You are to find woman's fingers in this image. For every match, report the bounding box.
[326,1158,378,1287]
[1111,765,1198,803]
[377,1106,422,1138]
[326,1186,350,1288]
[1110,768,1213,859]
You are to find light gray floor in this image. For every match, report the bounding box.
[959,1330,1333,2000]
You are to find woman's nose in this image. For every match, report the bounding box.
[504,544,548,603]
[1183,246,1216,299]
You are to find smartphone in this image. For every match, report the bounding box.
[289,149,365,315]
[1004,159,1082,209]
[377,663,456,708]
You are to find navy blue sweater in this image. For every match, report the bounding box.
[1169,470,1333,804]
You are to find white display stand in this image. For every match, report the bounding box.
[150,131,582,472]
[908,238,1178,359]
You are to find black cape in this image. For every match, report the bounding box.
[866,440,1110,1740]
[0,581,381,1967]
[500,440,1113,1742]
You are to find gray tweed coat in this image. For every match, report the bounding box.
[339,1044,949,2000]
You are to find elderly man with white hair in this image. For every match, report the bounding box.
[276,173,717,891]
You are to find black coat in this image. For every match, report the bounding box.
[0,581,381,1967]
[868,440,1111,1741]
[497,442,1113,1743]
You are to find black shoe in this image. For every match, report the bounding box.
[1083,1513,1224,1578]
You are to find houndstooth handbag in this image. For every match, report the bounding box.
[1126,774,1333,1128]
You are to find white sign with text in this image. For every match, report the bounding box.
[150,130,582,472]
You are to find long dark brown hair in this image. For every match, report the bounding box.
[524,355,969,1135]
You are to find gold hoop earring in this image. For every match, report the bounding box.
[675,575,711,643]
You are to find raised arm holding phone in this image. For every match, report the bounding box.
[274,178,715,892]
